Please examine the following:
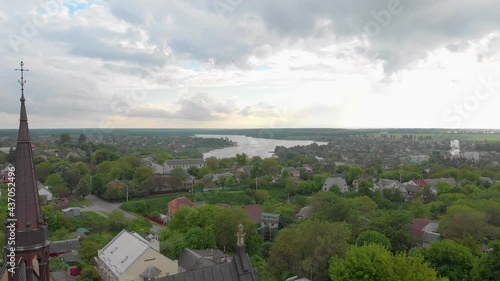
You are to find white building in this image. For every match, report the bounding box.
[323,177,348,192]
[95,230,178,281]
[163,159,206,174]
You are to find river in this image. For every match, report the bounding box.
[196,134,328,159]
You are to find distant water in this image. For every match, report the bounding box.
[197,134,327,159]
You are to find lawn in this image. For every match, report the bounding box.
[120,189,288,215]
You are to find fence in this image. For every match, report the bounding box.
[144,214,166,225]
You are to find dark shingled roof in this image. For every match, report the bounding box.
[50,238,81,253]
[178,249,218,271]
[60,253,84,264]
[157,247,258,281]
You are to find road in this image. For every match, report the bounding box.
[81,194,164,233]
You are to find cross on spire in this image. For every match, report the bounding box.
[15,61,29,102]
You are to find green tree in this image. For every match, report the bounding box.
[159,230,186,260]
[80,240,101,264]
[236,153,248,165]
[440,205,498,240]
[347,166,363,185]
[60,133,72,144]
[206,157,219,173]
[45,173,66,188]
[41,205,65,231]
[75,177,91,198]
[168,167,189,189]
[49,257,68,271]
[184,226,217,250]
[35,161,53,182]
[187,166,199,177]
[61,167,81,193]
[134,166,154,183]
[91,174,106,197]
[256,190,270,204]
[412,240,474,281]
[78,133,87,145]
[268,220,351,281]
[356,230,391,249]
[213,207,259,253]
[107,210,128,232]
[261,158,281,176]
[329,244,446,281]
[470,240,500,281]
[369,210,413,252]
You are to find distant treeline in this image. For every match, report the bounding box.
[0,128,498,139]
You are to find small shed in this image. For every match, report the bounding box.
[62,207,81,218]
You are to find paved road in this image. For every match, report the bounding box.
[80,194,164,233]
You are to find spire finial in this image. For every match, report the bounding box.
[15,61,29,102]
[236,224,246,246]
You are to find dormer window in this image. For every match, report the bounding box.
[121,256,129,263]
[111,247,118,254]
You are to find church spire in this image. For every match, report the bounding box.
[2,61,50,281]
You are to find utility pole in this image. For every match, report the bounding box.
[126,181,129,202]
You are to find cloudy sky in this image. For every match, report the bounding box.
[1,0,500,129]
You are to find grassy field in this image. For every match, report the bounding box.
[121,189,288,215]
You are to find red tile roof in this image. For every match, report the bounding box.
[411,218,433,241]
[413,179,427,187]
[168,197,195,217]
[242,205,264,223]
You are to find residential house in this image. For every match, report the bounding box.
[164,159,206,174]
[38,181,53,204]
[404,184,422,200]
[480,177,493,184]
[462,151,480,162]
[423,178,457,195]
[142,157,165,174]
[296,206,313,220]
[95,230,178,281]
[0,163,14,184]
[260,213,280,229]
[167,197,195,220]
[0,147,13,153]
[65,152,81,160]
[242,204,264,224]
[285,167,300,178]
[409,155,430,164]
[411,219,441,247]
[235,166,253,176]
[423,178,457,187]
[50,238,81,257]
[301,164,313,172]
[177,249,230,273]
[323,177,348,192]
[156,224,258,281]
[374,179,402,190]
[213,172,234,182]
[409,179,428,188]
